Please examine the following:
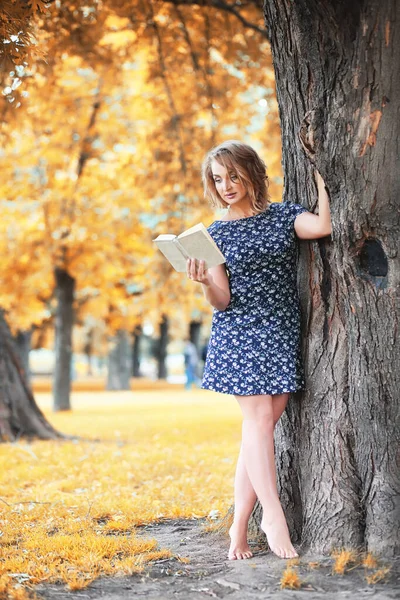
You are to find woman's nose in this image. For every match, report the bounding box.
[224,179,232,191]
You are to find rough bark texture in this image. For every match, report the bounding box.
[52,268,75,411]
[14,329,32,384]
[252,0,400,556]
[107,330,131,391]
[0,311,62,441]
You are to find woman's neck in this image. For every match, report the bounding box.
[227,205,256,219]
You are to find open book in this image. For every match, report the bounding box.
[153,223,225,273]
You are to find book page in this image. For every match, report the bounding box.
[153,239,189,272]
[153,234,177,242]
[178,228,225,270]
[178,223,204,237]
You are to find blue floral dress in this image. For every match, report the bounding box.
[201,201,309,396]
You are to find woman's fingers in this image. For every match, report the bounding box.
[198,259,204,279]
[186,258,206,281]
[314,169,325,188]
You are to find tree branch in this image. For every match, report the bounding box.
[163,0,268,39]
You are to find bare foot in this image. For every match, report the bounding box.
[261,507,298,559]
[228,523,253,560]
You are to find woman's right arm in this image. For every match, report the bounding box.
[186,258,230,312]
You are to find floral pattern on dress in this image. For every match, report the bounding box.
[201,201,309,396]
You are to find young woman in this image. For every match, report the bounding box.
[186,140,331,560]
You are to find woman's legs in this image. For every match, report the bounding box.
[228,392,297,559]
[228,442,257,559]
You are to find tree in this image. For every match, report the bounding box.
[0,311,62,441]
[0,0,273,434]
[249,0,399,557]
[1,0,397,560]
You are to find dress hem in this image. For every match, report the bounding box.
[200,384,305,396]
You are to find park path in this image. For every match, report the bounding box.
[37,518,399,600]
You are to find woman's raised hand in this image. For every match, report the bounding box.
[314,169,326,189]
[186,258,210,284]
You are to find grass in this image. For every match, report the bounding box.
[0,389,242,597]
[0,390,394,597]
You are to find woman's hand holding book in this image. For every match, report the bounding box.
[186,258,211,285]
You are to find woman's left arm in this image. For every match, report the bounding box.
[294,170,332,240]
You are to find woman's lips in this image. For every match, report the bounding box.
[225,193,236,199]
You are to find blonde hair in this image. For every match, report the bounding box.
[201,140,270,213]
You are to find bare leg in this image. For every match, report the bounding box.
[234,393,297,559]
[228,443,257,559]
[228,393,291,560]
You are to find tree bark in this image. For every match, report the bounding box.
[250,0,400,556]
[132,324,143,377]
[189,320,202,351]
[14,329,32,385]
[0,311,62,442]
[52,268,75,411]
[107,330,131,390]
[156,314,169,380]
[84,328,94,376]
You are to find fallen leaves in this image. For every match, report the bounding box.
[0,390,240,597]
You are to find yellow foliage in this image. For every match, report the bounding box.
[362,552,378,570]
[332,549,357,575]
[365,566,391,585]
[176,555,190,564]
[0,390,241,596]
[280,567,302,589]
[0,0,283,337]
[287,557,300,567]
[7,588,35,600]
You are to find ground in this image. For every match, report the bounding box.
[37,518,399,600]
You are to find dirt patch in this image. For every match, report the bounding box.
[37,518,399,599]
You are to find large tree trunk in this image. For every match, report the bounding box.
[251,0,399,556]
[53,268,75,411]
[107,329,131,390]
[0,311,62,441]
[14,329,32,385]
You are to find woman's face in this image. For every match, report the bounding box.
[211,159,249,208]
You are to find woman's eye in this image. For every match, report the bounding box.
[231,175,238,181]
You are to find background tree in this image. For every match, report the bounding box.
[0,0,275,433]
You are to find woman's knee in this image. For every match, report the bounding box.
[242,414,274,438]
[236,395,275,435]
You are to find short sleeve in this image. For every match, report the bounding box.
[283,202,309,226]
[207,222,225,255]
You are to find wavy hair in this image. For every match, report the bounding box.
[201,140,271,213]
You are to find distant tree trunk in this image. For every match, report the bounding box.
[156,314,169,380]
[0,311,62,441]
[107,330,131,390]
[53,268,75,411]
[248,0,399,556]
[14,329,32,384]
[84,328,94,376]
[189,320,202,352]
[132,324,142,377]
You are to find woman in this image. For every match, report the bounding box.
[186,140,331,560]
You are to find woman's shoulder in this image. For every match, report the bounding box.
[272,201,308,218]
